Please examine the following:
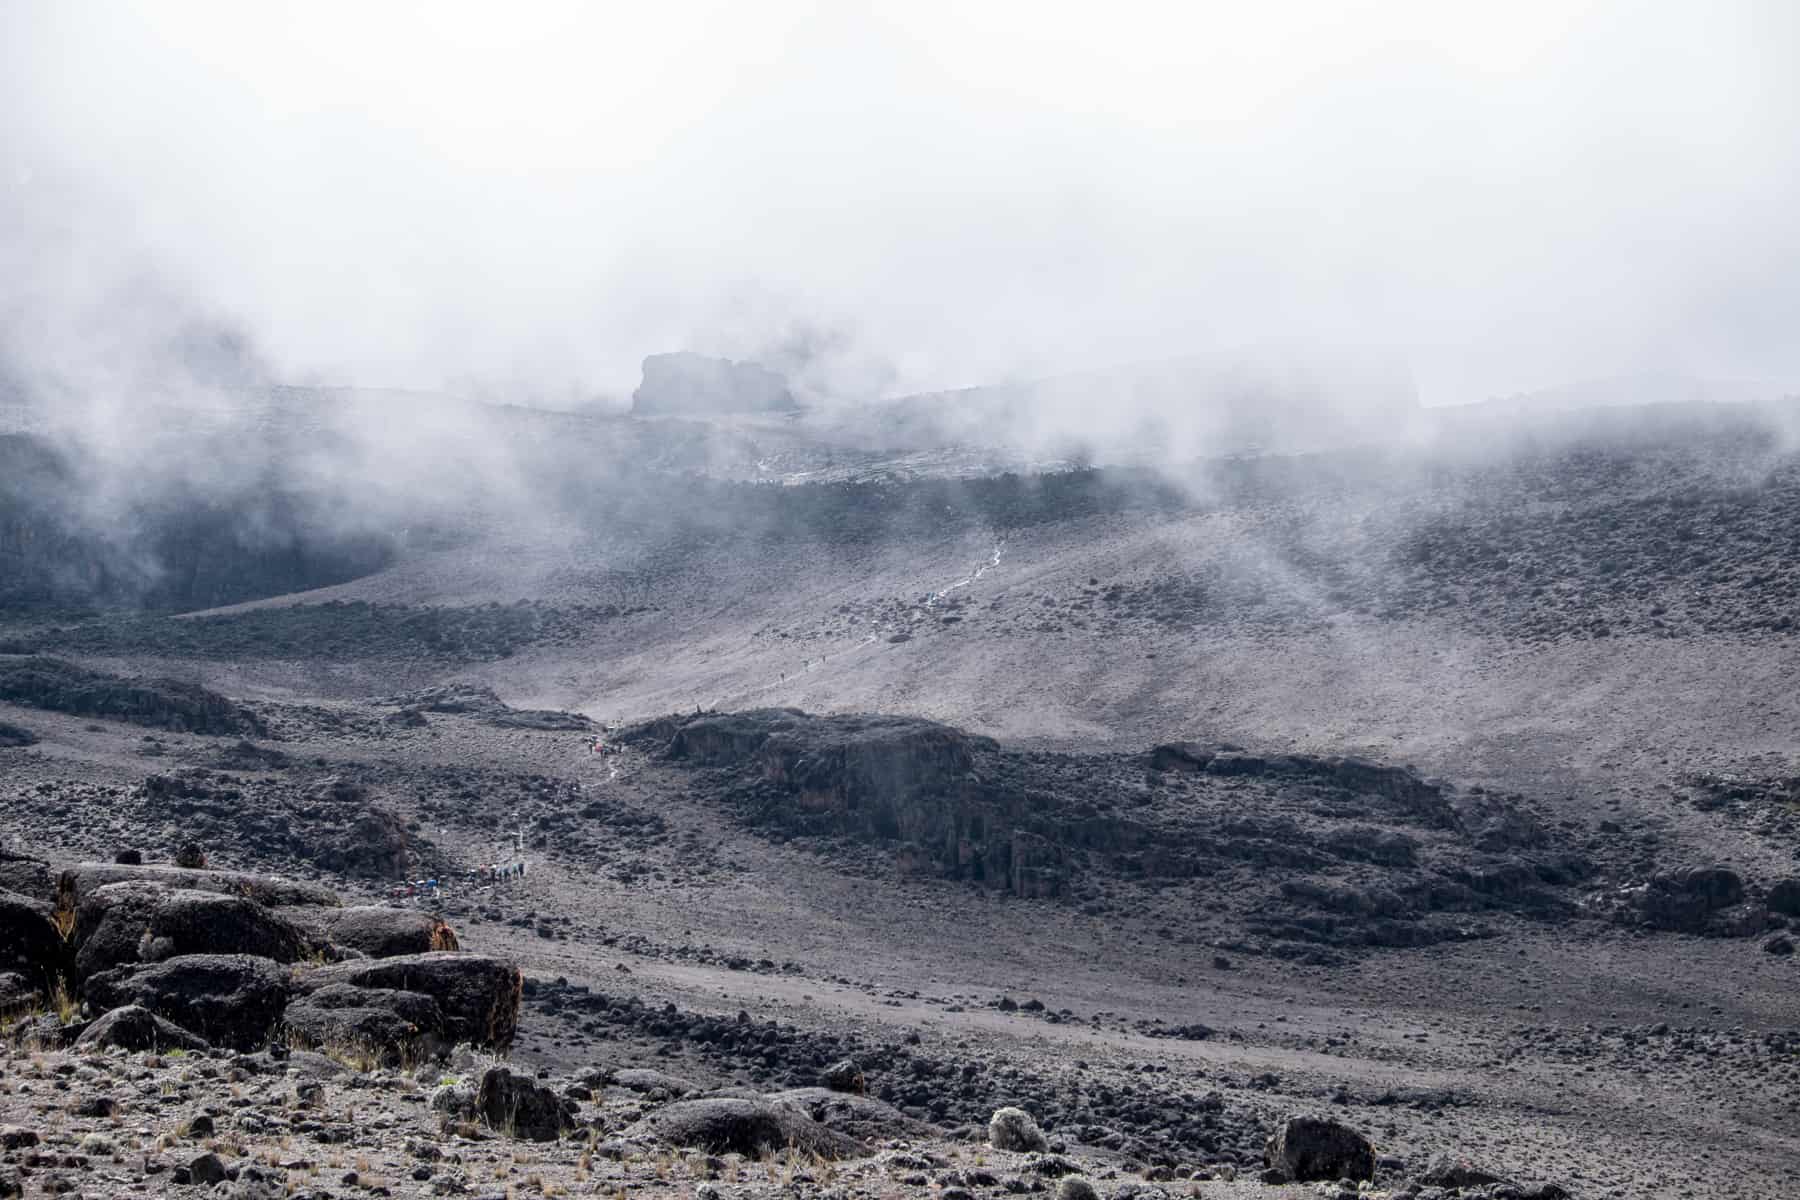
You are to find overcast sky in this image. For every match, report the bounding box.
[3,1,1796,407]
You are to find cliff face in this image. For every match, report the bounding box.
[622,709,1608,956]
[631,353,795,416]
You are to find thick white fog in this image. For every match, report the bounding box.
[2,0,1797,408]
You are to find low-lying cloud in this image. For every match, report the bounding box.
[3,1,1797,413]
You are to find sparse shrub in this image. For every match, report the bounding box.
[989,1106,1048,1152]
[1057,1177,1099,1200]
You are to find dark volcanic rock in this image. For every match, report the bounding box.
[1417,1154,1511,1189]
[1264,1115,1375,1182]
[1602,866,1769,937]
[283,983,446,1065]
[1766,878,1800,917]
[631,351,795,416]
[72,883,309,981]
[84,954,292,1050]
[1148,742,1214,772]
[58,863,339,910]
[626,708,1592,953]
[0,657,265,735]
[378,684,593,731]
[0,721,36,748]
[0,854,54,903]
[74,1004,211,1053]
[474,1067,575,1141]
[608,1069,698,1100]
[0,888,63,998]
[625,1097,865,1158]
[294,952,521,1050]
[304,783,410,879]
[819,1059,866,1095]
[128,772,426,881]
[769,1088,936,1141]
[284,906,459,959]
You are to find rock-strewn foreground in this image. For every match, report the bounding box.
[2,692,1795,1199]
[1,849,1577,1200]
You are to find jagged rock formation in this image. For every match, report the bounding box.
[622,709,1599,956]
[631,352,795,416]
[0,657,266,736]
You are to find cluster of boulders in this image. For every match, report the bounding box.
[1584,864,1800,944]
[0,853,518,1065]
[129,771,419,881]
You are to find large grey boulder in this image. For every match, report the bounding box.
[278,906,458,959]
[475,1067,575,1142]
[768,1088,936,1141]
[84,954,291,1051]
[282,983,445,1065]
[74,1004,210,1053]
[293,952,520,1050]
[0,887,63,999]
[1264,1115,1375,1183]
[72,883,309,981]
[58,863,338,911]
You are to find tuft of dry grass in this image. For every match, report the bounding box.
[48,978,79,1025]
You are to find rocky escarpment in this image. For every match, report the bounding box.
[621,710,1798,961]
[0,657,266,736]
[621,710,1612,958]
